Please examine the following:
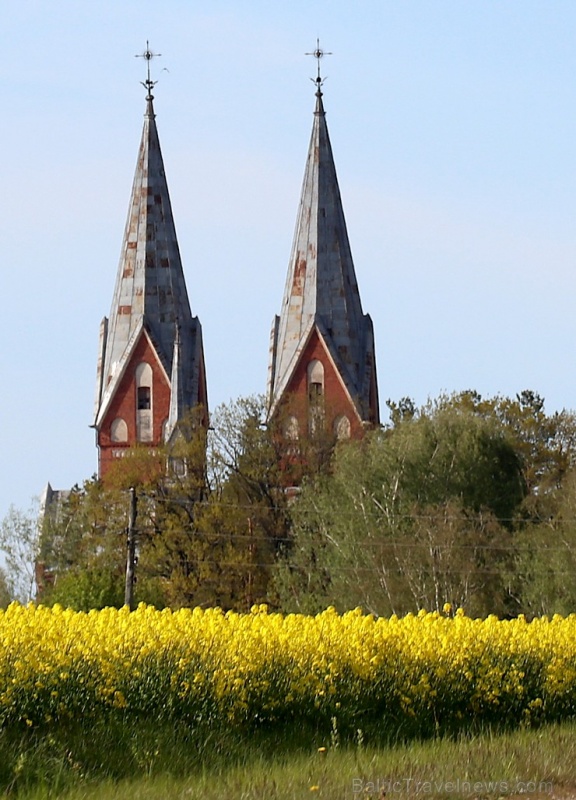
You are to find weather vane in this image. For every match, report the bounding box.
[135,41,162,97]
[305,38,332,92]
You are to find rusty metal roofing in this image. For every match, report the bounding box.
[267,90,378,422]
[94,93,205,430]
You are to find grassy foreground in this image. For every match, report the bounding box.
[5,720,576,799]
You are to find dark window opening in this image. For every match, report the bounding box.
[309,382,323,402]
[138,386,151,410]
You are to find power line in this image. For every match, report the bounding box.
[127,555,576,578]
[125,525,576,553]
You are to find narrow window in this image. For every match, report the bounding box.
[135,362,153,442]
[137,386,151,410]
[307,360,325,435]
[307,360,325,401]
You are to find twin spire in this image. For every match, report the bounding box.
[93,43,379,477]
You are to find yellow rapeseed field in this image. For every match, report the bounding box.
[0,603,575,733]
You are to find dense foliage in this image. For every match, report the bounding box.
[36,400,289,612]
[3,390,576,617]
[275,391,576,617]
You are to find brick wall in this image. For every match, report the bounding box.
[280,331,365,440]
[98,333,171,478]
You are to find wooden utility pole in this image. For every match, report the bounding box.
[124,487,138,610]
[246,516,254,610]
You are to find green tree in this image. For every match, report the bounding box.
[439,390,576,519]
[435,391,576,616]
[39,479,128,610]
[39,420,207,610]
[273,401,525,616]
[39,400,289,612]
[0,503,40,602]
[512,467,576,616]
[0,567,15,608]
[199,395,289,610]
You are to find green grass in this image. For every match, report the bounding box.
[4,719,576,799]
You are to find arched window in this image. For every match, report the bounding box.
[334,414,351,440]
[110,418,128,443]
[135,362,153,386]
[307,360,324,401]
[135,362,153,442]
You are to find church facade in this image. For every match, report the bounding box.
[93,53,378,478]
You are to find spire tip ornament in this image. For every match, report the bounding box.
[135,40,162,99]
[305,38,332,94]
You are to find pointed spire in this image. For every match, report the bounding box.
[268,77,378,426]
[94,73,207,438]
[94,88,194,421]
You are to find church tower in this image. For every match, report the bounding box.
[267,54,379,442]
[93,52,207,479]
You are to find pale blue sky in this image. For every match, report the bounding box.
[2,1,576,518]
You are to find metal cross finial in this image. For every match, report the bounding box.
[135,40,162,98]
[305,38,332,93]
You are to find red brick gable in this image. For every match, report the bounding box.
[277,328,366,440]
[98,331,171,479]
